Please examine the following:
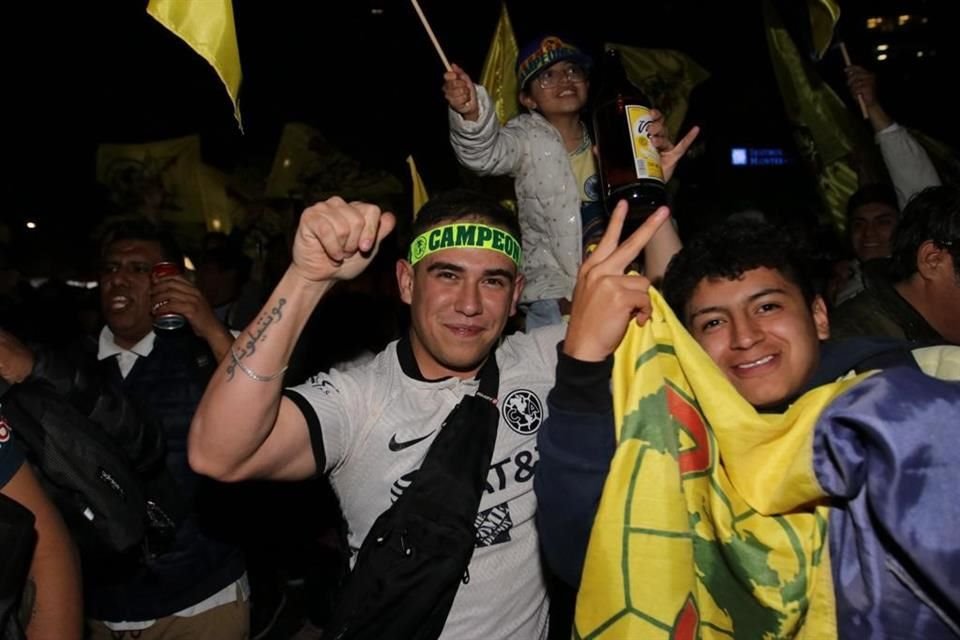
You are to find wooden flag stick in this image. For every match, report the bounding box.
[409,0,451,71]
[838,42,869,120]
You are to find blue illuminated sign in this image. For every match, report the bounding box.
[730,147,789,167]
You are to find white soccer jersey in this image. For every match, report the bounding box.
[287,325,564,640]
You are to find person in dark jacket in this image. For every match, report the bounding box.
[831,185,960,345]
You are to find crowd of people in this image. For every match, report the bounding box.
[1,33,958,640]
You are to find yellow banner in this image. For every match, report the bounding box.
[479,3,519,126]
[96,135,205,227]
[575,289,865,639]
[809,0,841,60]
[96,136,240,245]
[406,156,430,219]
[608,44,710,140]
[265,123,402,207]
[147,0,243,128]
[764,0,864,229]
[197,164,240,235]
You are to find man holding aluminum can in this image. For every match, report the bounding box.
[86,220,248,639]
[100,243,230,352]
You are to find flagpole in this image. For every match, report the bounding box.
[838,42,869,120]
[409,0,451,71]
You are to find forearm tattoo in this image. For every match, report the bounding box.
[225,298,287,382]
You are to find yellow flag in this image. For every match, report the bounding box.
[575,289,864,639]
[96,136,217,252]
[97,136,205,226]
[406,156,430,219]
[147,0,243,129]
[197,164,241,234]
[479,3,519,126]
[809,0,841,60]
[265,123,403,206]
[608,44,709,139]
[764,0,865,229]
[96,136,241,242]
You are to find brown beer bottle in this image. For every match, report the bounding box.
[592,48,666,241]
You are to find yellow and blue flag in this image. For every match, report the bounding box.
[575,289,865,639]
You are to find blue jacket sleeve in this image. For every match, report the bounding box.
[534,344,615,588]
[813,367,960,638]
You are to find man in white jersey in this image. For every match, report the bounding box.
[188,189,668,639]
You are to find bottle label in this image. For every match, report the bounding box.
[625,105,664,182]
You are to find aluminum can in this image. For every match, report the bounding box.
[151,262,186,330]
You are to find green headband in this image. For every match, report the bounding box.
[408,223,522,266]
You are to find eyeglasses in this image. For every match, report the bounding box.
[536,65,588,89]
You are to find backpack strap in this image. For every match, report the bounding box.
[327,354,501,640]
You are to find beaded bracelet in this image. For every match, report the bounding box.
[230,347,288,382]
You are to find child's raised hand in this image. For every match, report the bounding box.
[443,63,480,121]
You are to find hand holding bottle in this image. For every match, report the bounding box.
[593,48,666,241]
[646,110,700,183]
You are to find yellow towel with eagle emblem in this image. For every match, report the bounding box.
[573,289,865,639]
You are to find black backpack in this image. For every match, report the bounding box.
[0,377,183,562]
[326,355,500,640]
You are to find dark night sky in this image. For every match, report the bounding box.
[3,0,958,258]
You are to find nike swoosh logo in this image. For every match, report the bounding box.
[388,430,436,452]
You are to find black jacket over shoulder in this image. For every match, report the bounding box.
[25,331,245,621]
